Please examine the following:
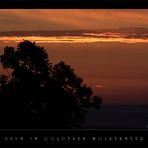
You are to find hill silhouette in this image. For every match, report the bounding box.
[0,40,102,129]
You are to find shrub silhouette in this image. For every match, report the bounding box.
[0,40,102,128]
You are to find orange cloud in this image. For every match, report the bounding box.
[0,9,148,31]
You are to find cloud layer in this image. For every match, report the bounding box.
[0,9,148,31]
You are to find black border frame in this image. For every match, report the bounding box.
[0,0,148,147]
[0,0,148,8]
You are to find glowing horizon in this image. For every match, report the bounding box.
[1,35,148,44]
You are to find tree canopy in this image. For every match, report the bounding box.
[0,40,102,128]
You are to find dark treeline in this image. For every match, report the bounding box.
[0,40,102,129]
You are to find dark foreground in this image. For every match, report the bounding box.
[84,105,148,129]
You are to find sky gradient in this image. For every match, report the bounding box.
[0,9,148,31]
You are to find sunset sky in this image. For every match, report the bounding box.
[0,9,148,31]
[0,9,148,105]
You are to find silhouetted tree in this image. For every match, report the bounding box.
[0,40,102,128]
